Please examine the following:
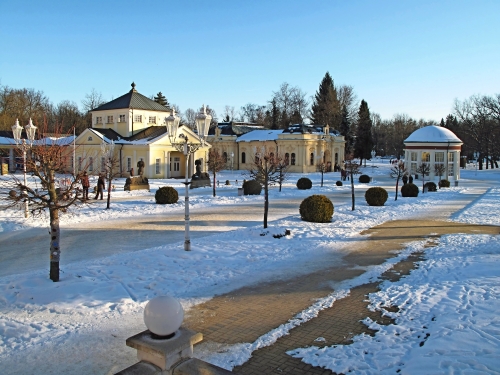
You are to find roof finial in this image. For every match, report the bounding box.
[130,82,137,92]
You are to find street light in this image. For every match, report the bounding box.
[12,118,37,218]
[371,149,376,168]
[166,105,211,251]
[101,139,115,209]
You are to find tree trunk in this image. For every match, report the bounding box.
[264,175,269,229]
[49,208,61,282]
[350,172,355,211]
[106,173,112,209]
[212,172,216,197]
[395,179,399,201]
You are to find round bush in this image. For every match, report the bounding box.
[439,179,450,188]
[299,195,334,223]
[365,187,388,206]
[401,183,419,197]
[243,179,262,195]
[225,180,230,185]
[155,186,179,204]
[359,174,371,183]
[296,177,312,190]
[336,180,343,186]
[424,181,437,192]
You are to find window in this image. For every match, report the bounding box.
[87,136,93,141]
[448,153,454,162]
[119,114,126,123]
[422,152,430,162]
[285,153,289,165]
[241,152,246,164]
[411,152,417,162]
[435,152,444,162]
[149,116,156,124]
[134,115,142,123]
[89,157,93,172]
[95,117,102,124]
[291,153,296,165]
[411,163,417,175]
[127,157,132,172]
[107,116,113,124]
[78,157,82,172]
[101,157,106,172]
[174,157,180,172]
[310,153,314,166]
[155,158,161,174]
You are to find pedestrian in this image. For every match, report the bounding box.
[402,174,408,185]
[409,175,413,184]
[81,171,90,200]
[95,174,105,200]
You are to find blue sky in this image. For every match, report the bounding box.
[1,0,499,122]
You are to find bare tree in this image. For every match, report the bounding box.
[0,123,88,282]
[434,163,446,187]
[207,148,226,197]
[246,147,288,228]
[344,154,360,210]
[390,161,408,200]
[183,108,197,130]
[416,162,430,193]
[222,105,237,122]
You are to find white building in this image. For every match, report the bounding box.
[404,125,463,183]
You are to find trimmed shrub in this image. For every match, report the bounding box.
[439,179,450,188]
[359,174,371,183]
[155,186,179,204]
[401,183,419,197]
[296,177,312,190]
[225,180,230,185]
[299,195,334,223]
[424,181,437,192]
[336,180,343,186]
[365,187,388,206]
[243,179,262,195]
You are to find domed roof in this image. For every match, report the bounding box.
[404,125,462,144]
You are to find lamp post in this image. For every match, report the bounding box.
[166,106,211,251]
[474,151,479,175]
[101,139,115,209]
[371,149,376,168]
[12,118,37,218]
[230,152,234,173]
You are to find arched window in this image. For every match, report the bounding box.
[241,152,246,164]
[291,153,296,165]
[310,153,314,165]
[285,153,290,165]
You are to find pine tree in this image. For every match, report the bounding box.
[440,118,445,127]
[310,72,341,128]
[154,92,169,107]
[270,98,280,129]
[354,100,374,166]
[339,105,353,153]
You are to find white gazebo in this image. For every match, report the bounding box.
[404,125,463,183]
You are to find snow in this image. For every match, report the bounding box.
[0,162,499,374]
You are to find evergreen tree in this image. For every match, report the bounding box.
[270,98,279,129]
[310,72,341,128]
[154,92,169,107]
[354,100,374,166]
[339,105,353,153]
[440,118,445,127]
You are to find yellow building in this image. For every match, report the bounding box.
[74,83,210,179]
[207,123,346,173]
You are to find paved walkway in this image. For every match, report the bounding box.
[183,220,499,374]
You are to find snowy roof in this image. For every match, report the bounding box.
[236,130,283,142]
[404,125,462,144]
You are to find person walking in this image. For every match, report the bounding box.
[81,171,90,200]
[95,174,105,200]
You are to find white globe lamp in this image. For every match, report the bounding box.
[143,296,184,339]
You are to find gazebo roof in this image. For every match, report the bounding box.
[404,125,462,144]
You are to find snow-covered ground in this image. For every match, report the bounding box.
[0,162,499,374]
